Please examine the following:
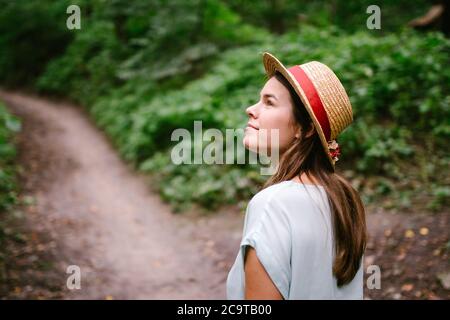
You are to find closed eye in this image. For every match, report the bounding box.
[259,92,277,106]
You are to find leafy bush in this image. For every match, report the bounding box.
[0,0,73,86]
[225,0,431,34]
[36,19,124,104]
[0,1,448,212]
[0,102,20,211]
[0,103,20,285]
[35,0,267,105]
[86,28,450,210]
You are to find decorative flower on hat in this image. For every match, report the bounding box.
[328,139,341,163]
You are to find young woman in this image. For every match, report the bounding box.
[226,52,367,300]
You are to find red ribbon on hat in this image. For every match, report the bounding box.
[287,65,331,141]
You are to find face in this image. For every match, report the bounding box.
[243,76,300,155]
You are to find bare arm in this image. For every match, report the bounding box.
[244,247,284,300]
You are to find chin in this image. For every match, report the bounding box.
[243,135,257,153]
[243,136,272,155]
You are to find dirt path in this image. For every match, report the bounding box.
[0,91,243,299]
[0,90,448,300]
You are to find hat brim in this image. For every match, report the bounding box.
[262,52,335,170]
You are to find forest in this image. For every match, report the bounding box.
[0,0,449,300]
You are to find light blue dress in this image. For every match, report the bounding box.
[226,181,363,300]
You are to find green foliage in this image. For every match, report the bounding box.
[0,0,73,86]
[0,103,20,283]
[224,0,431,34]
[86,28,450,210]
[141,151,262,212]
[0,1,448,211]
[0,103,20,212]
[35,0,268,105]
[36,19,124,104]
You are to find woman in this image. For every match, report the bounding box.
[226,52,367,300]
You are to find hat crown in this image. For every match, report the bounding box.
[299,61,353,140]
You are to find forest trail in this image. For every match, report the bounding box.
[0,91,447,300]
[0,91,243,299]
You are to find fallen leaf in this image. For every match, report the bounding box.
[396,247,407,261]
[427,291,439,300]
[396,252,406,261]
[419,227,429,236]
[404,229,415,238]
[401,283,414,292]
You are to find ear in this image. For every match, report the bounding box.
[294,127,301,139]
[294,123,314,139]
[305,123,315,138]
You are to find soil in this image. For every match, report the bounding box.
[0,91,448,300]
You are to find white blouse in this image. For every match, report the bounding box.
[226,180,363,299]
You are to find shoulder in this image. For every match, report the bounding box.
[246,181,328,226]
[246,181,302,225]
[248,181,292,212]
[249,181,321,211]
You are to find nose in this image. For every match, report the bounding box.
[246,103,258,119]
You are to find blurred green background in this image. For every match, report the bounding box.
[0,0,448,213]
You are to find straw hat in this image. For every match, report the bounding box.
[262,52,353,170]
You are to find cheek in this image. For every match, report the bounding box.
[259,109,296,147]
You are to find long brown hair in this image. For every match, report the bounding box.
[263,71,367,287]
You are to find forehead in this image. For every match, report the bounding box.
[261,76,290,97]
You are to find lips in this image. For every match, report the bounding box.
[246,123,259,130]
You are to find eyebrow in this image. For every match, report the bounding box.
[260,92,278,101]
